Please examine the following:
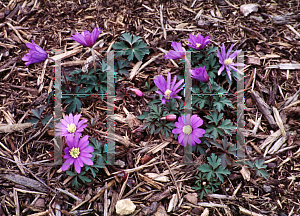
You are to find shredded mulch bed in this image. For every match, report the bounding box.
[0,0,300,215]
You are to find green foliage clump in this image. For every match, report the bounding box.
[193,154,230,199]
[204,112,236,140]
[137,103,175,138]
[112,33,150,61]
[244,159,269,180]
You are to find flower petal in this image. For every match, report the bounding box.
[62,158,75,171]
[74,159,82,174]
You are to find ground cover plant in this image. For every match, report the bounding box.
[0,0,300,215]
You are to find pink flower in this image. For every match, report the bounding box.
[131,88,143,97]
[161,114,177,121]
[164,41,186,59]
[172,114,206,147]
[62,134,94,174]
[217,44,244,81]
[22,40,47,66]
[70,27,102,47]
[187,33,210,50]
[191,67,209,83]
[154,72,184,104]
[55,113,88,142]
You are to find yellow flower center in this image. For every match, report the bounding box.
[224,58,233,65]
[182,125,192,135]
[69,147,80,158]
[67,123,77,133]
[164,89,172,99]
[196,43,201,48]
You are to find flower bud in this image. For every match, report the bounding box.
[191,67,209,83]
[131,88,143,97]
[161,114,177,121]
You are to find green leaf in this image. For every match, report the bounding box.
[205,112,223,125]
[206,46,218,56]
[112,41,128,49]
[78,175,91,183]
[41,114,52,126]
[113,33,149,61]
[256,169,269,180]
[137,112,149,120]
[120,33,135,44]
[218,119,236,136]
[207,153,221,170]
[66,171,77,176]
[198,164,212,173]
[31,109,42,119]
[213,96,234,112]
[70,69,82,75]
[255,159,267,169]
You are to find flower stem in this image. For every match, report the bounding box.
[91,48,97,78]
[207,82,213,93]
[62,69,71,92]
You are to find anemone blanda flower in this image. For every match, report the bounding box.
[131,88,143,97]
[70,27,102,47]
[154,72,184,104]
[187,33,210,50]
[217,44,244,81]
[62,134,94,174]
[55,113,88,141]
[160,114,177,121]
[22,40,48,66]
[172,114,206,147]
[191,66,209,83]
[164,41,186,59]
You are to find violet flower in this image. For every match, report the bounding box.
[217,44,244,81]
[191,66,209,83]
[154,72,184,104]
[164,41,186,59]
[62,134,94,174]
[172,114,206,147]
[22,40,48,66]
[55,113,88,141]
[187,33,210,50]
[70,27,102,47]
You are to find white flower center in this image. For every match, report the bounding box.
[70,147,80,158]
[224,58,233,65]
[196,43,201,48]
[182,125,192,135]
[67,123,77,133]
[164,89,172,99]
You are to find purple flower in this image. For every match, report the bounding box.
[217,44,244,81]
[22,40,48,66]
[70,27,102,47]
[62,134,94,174]
[55,113,88,141]
[187,33,210,50]
[164,41,186,59]
[154,72,184,104]
[191,66,209,83]
[172,114,206,147]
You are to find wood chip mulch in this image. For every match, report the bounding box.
[0,0,300,215]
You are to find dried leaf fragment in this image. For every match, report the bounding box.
[240,4,259,16]
[240,166,251,181]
